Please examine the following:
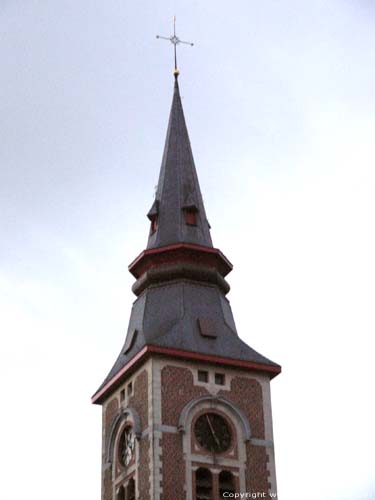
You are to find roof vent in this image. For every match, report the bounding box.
[123,329,138,354]
[147,199,159,220]
[197,317,217,338]
[147,200,159,234]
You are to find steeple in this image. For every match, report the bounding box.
[93,55,280,500]
[92,78,280,405]
[147,77,213,249]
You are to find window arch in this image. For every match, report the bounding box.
[106,408,140,500]
[178,395,251,441]
[179,395,248,498]
[105,407,141,465]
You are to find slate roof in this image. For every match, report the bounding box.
[146,77,213,249]
[97,281,280,392]
[93,77,280,401]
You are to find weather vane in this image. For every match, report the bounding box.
[156,16,194,77]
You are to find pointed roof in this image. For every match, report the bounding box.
[91,75,281,405]
[147,77,213,249]
[92,281,281,403]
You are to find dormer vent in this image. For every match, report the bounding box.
[147,199,159,234]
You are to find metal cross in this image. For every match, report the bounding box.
[156,17,194,76]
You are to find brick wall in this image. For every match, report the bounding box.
[161,365,270,496]
[246,444,270,493]
[103,467,112,500]
[128,369,149,428]
[105,397,119,444]
[161,433,184,500]
[161,365,209,499]
[161,365,208,426]
[138,437,151,500]
[103,398,119,500]
[101,369,150,500]
[219,376,265,439]
[102,363,271,499]
[220,376,268,491]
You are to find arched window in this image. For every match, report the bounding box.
[219,470,235,497]
[196,467,213,500]
[179,395,250,498]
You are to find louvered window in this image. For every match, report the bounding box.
[219,470,235,498]
[184,208,197,225]
[150,215,158,234]
[196,467,213,500]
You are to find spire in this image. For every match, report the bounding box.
[147,78,213,249]
[91,69,281,406]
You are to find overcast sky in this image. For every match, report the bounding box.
[1,1,375,499]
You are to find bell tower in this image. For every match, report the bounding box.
[92,73,281,500]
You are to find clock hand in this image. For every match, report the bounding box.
[205,414,220,449]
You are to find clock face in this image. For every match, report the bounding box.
[194,413,231,453]
[118,426,135,467]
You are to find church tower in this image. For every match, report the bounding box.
[92,73,281,500]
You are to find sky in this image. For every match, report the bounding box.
[1,1,375,499]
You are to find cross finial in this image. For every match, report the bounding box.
[156,17,194,78]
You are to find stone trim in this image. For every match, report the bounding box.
[142,424,178,435]
[250,438,274,447]
[258,378,278,496]
[150,359,163,500]
[157,424,178,433]
[178,395,251,442]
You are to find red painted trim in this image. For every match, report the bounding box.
[128,243,233,274]
[91,345,281,405]
[91,346,148,404]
